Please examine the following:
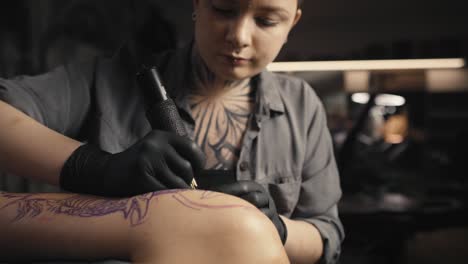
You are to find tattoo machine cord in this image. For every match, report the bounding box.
[137,66,199,189]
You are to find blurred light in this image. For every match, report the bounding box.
[375,94,406,107]
[351,93,370,104]
[351,93,406,107]
[268,58,465,72]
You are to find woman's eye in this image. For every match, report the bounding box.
[256,18,278,27]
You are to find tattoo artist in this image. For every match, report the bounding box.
[0,0,343,263]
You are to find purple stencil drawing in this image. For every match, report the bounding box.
[0,190,252,227]
[0,190,185,226]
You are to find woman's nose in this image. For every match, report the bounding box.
[225,18,253,51]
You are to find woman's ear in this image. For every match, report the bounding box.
[284,9,302,45]
[292,8,302,27]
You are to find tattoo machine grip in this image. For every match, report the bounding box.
[136,67,198,189]
[136,67,187,136]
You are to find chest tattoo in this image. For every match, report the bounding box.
[189,85,255,170]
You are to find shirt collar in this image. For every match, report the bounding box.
[254,70,285,116]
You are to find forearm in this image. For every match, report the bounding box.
[0,100,81,185]
[282,216,324,264]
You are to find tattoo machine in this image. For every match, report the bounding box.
[136,66,198,189]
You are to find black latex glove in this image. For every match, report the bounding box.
[212,180,288,244]
[60,130,206,197]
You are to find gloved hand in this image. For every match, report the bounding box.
[212,180,288,244]
[60,130,206,197]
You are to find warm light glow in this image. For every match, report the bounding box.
[385,134,405,144]
[426,69,468,92]
[268,58,465,72]
[351,93,406,107]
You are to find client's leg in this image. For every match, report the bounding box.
[0,192,133,261]
[0,190,288,263]
[131,190,289,264]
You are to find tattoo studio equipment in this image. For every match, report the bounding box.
[136,67,199,189]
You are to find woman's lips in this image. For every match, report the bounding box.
[220,55,251,66]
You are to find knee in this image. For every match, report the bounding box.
[205,199,288,263]
[130,191,288,263]
[224,206,279,243]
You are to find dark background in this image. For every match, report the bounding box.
[1,1,468,264]
[2,0,468,76]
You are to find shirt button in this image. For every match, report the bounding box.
[239,161,249,172]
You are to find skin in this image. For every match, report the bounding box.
[190,0,303,169]
[0,100,81,185]
[191,1,324,263]
[193,0,302,83]
[0,190,290,263]
[189,82,255,169]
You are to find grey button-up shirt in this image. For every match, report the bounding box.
[0,44,344,264]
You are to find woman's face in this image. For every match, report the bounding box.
[193,0,302,81]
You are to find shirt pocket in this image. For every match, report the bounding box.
[265,177,301,216]
[254,165,302,216]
